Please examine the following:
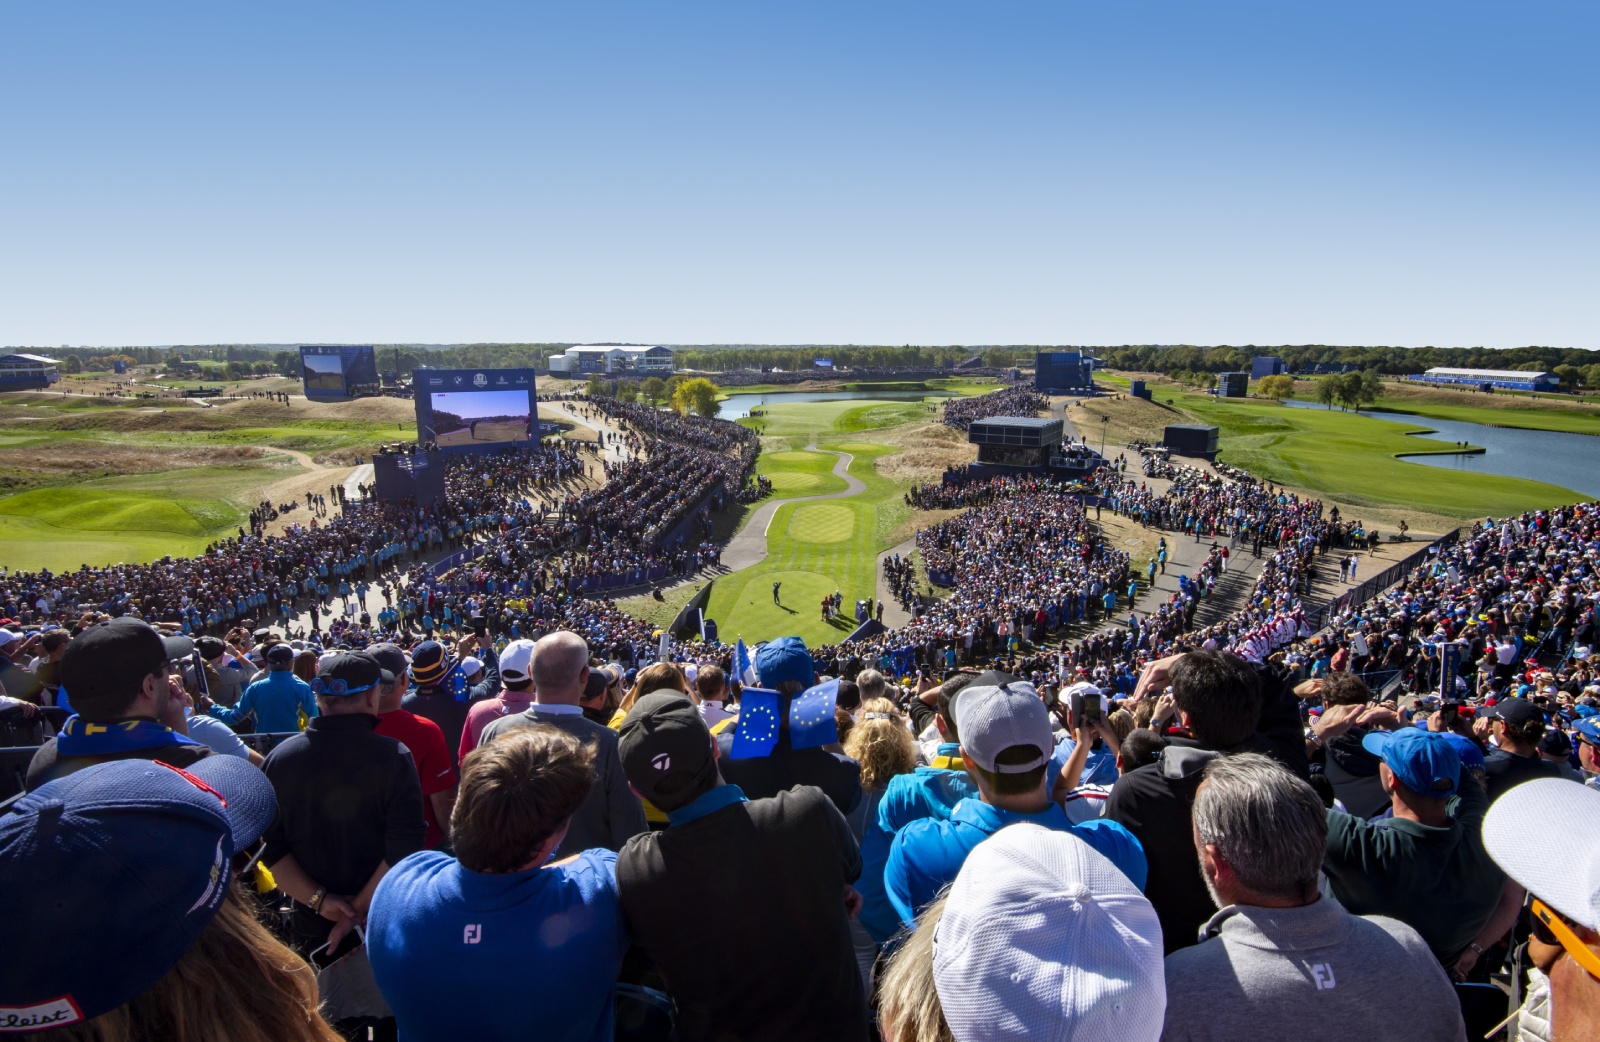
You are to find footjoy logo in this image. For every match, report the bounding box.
[651,752,671,771]
[464,924,482,944]
[1311,963,1336,990]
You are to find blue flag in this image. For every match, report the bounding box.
[789,677,840,750]
[730,688,782,760]
[733,638,756,685]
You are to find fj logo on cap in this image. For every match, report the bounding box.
[464,924,482,944]
[651,752,671,772]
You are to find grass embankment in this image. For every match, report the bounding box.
[0,394,416,571]
[703,442,908,647]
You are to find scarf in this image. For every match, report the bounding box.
[56,715,200,757]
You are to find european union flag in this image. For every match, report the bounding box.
[789,678,840,750]
[730,688,782,760]
[733,638,756,685]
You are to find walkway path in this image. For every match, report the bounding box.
[873,536,918,628]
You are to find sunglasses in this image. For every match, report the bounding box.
[1531,899,1600,981]
[310,677,377,697]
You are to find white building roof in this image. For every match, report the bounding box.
[1423,367,1552,380]
[562,345,671,356]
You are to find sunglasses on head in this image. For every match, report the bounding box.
[311,677,376,697]
[1531,899,1600,981]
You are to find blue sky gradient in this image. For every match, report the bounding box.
[1,2,1593,347]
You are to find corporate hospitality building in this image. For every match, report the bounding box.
[547,345,675,377]
[1414,367,1559,393]
[0,353,62,391]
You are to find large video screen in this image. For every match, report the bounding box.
[1035,351,1091,392]
[413,368,540,451]
[301,345,380,401]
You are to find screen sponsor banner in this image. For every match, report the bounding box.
[412,368,540,451]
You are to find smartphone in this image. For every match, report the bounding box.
[472,615,489,638]
[308,927,365,971]
[1441,702,1460,725]
[1071,689,1105,724]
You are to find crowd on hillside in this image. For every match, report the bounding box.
[939,387,1049,430]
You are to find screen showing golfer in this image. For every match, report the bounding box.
[428,389,534,447]
[301,351,346,394]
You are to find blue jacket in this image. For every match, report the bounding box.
[209,670,316,734]
[885,797,1147,926]
[855,750,976,943]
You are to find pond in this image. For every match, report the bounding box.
[717,389,957,419]
[1279,399,1600,499]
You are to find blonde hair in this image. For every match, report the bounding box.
[878,895,955,1042]
[843,698,916,791]
[1107,707,1135,744]
[615,661,690,718]
[19,885,340,1042]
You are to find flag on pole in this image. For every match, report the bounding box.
[730,688,782,759]
[733,638,756,686]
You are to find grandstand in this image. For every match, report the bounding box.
[1413,366,1559,392]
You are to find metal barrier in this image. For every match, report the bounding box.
[1301,530,1460,633]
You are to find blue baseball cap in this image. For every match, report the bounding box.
[1573,717,1600,746]
[0,757,277,1030]
[1362,728,1461,797]
[754,636,814,688]
[1438,732,1487,774]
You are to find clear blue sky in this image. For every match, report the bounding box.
[2,2,1593,349]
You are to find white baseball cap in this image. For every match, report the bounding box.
[498,639,536,684]
[933,824,1166,1042]
[1483,778,1600,932]
[953,683,1052,774]
[0,628,20,646]
[684,663,699,684]
[459,657,484,678]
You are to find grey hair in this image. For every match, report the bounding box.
[856,669,889,702]
[1193,753,1327,903]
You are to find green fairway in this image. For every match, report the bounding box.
[705,442,906,646]
[0,462,302,571]
[1362,397,1600,436]
[739,397,945,439]
[1177,396,1582,517]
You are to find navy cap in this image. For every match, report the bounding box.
[317,651,393,694]
[1483,697,1545,729]
[265,643,295,669]
[1539,729,1573,757]
[1363,728,1461,797]
[0,757,276,1029]
[409,640,453,686]
[754,637,814,688]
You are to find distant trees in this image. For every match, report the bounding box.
[1315,377,1338,409]
[1256,374,1295,399]
[616,381,639,404]
[1554,365,1583,391]
[640,377,667,405]
[585,374,609,397]
[671,377,722,419]
[1317,370,1383,411]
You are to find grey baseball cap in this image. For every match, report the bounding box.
[954,682,1053,774]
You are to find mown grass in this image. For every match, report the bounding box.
[704,443,907,646]
[1177,396,1581,518]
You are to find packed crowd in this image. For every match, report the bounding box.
[938,387,1050,430]
[6,612,1598,1042]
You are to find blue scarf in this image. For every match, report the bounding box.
[56,716,201,757]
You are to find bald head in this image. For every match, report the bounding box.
[532,630,591,703]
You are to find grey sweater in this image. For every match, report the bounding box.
[1161,898,1465,1042]
[477,705,648,859]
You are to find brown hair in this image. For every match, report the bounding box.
[878,895,955,1042]
[843,698,917,790]
[292,650,318,685]
[616,661,689,718]
[452,726,595,873]
[16,886,340,1042]
[1320,671,1371,708]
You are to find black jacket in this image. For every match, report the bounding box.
[715,726,862,815]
